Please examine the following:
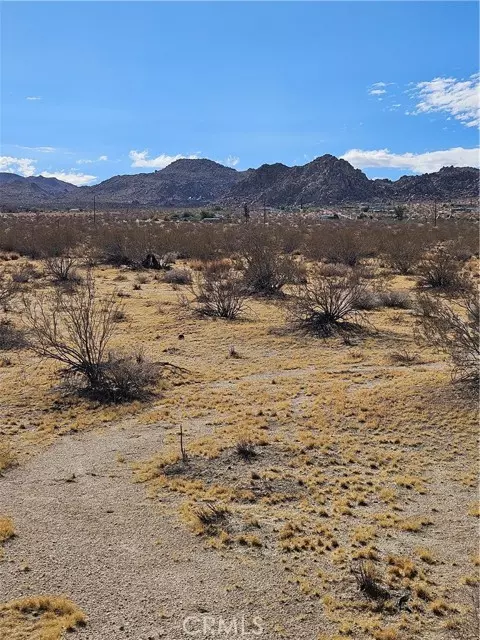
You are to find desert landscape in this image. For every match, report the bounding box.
[1,1,479,638]
[0,211,478,640]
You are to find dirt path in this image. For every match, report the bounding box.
[0,422,329,640]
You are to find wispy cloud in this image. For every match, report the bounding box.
[129,150,200,169]
[39,171,96,186]
[368,82,393,97]
[341,147,480,174]
[409,73,479,128]
[15,145,56,153]
[26,96,42,101]
[0,156,36,177]
[224,155,240,167]
[76,155,109,165]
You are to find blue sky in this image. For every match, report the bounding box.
[1,1,479,185]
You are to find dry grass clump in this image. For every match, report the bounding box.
[351,561,392,602]
[185,501,231,536]
[0,443,16,474]
[88,351,159,402]
[0,595,86,639]
[11,263,43,284]
[415,288,479,386]
[0,516,15,557]
[388,349,419,366]
[236,440,257,461]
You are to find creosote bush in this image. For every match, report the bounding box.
[240,228,305,296]
[415,288,479,387]
[417,248,465,291]
[190,265,248,319]
[23,273,157,402]
[289,273,369,336]
[44,256,82,284]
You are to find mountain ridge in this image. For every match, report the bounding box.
[1,155,478,209]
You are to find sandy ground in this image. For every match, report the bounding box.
[0,418,336,640]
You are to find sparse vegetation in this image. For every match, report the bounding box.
[44,255,81,284]
[289,273,369,336]
[417,247,465,290]
[190,266,248,319]
[0,211,478,640]
[415,288,479,386]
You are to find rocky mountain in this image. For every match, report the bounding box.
[77,159,246,207]
[223,155,378,206]
[0,173,77,202]
[0,156,478,210]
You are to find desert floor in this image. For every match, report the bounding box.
[0,262,478,640]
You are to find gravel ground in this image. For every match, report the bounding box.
[0,422,329,640]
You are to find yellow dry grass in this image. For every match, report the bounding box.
[0,596,86,640]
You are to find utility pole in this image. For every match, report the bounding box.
[433,200,437,227]
[93,195,96,225]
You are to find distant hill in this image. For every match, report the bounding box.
[0,156,478,210]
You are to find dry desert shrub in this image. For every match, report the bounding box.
[236,440,257,461]
[163,268,192,285]
[289,272,369,336]
[239,229,306,296]
[0,270,19,309]
[352,561,392,602]
[377,289,412,309]
[44,255,82,284]
[415,289,479,386]
[417,247,465,291]
[382,232,424,274]
[0,320,27,351]
[190,266,248,319]
[23,273,119,388]
[90,351,159,402]
[22,273,159,401]
[306,224,369,266]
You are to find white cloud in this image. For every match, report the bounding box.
[76,155,109,165]
[224,155,240,167]
[0,155,96,185]
[15,145,56,153]
[341,147,480,174]
[0,156,36,177]
[26,96,41,101]
[129,150,200,169]
[39,171,96,186]
[368,82,394,97]
[410,73,479,128]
